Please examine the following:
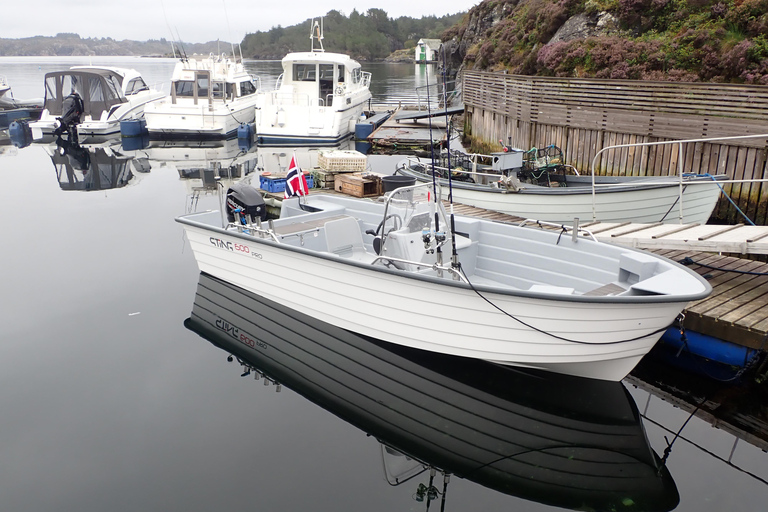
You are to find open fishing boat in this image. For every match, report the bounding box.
[254,19,372,146]
[396,147,726,224]
[29,66,165,142]
[176,181,711,381]
[143,53,260,140]
[184,271,680,511]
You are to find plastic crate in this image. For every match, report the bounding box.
[259,174,313,193]
[317,150,367,172]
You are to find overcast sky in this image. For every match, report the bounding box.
[2,1,475,43]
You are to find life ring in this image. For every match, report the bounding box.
[335,85,345,95]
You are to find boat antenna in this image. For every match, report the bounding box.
[222,0,238,61]
[175,28,189,62]
[310,18,325,52]
[160,0,182,60]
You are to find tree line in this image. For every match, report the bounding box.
[241,9,465,60]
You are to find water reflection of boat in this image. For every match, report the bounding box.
[141,138,259,186]
[184,272,680,512]
[46,137,149,191]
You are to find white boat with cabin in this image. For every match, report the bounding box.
[396,147,726,224]
[254,19,372,146]
[29,66,165,142]
[176,182,711,382]
[143,53,260,140]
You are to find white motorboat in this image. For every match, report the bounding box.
[254,20,372,146]
[0,75,43,113]
[29,66,165,142]
[396,148,726,224]
[176,181,711,382]
[143,53,260,140]
[184,271,680,511]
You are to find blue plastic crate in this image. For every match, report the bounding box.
[259,175,313,193]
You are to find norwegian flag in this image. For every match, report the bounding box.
[284,153,309,199]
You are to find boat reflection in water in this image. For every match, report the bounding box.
[46,136,149,191]
[184,273,680,512]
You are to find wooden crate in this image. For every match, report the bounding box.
[311,168,337,189]
[334,173,381,197]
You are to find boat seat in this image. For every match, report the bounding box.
[618,252,659,284]
[324,216,375,262]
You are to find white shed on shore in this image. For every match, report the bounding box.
[415,39,441,62]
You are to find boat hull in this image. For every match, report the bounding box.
[397,165,724,225]
[179,210,698,382]
[254,102,367,146]
[144,101,256,140]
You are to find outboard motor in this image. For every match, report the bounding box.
[226,182,267,224]
[54,92,84,140]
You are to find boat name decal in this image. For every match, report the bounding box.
[209,237,262,259]
[215,317,267,350]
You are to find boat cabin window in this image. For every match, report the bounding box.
[319,64,334,100]
[239,80,257,96]
[125,77,149,95]
[211,81,225,99]
[293,64,316,82]
[175,81,195,97]
[352,68,362,84]
[196,75,209,98]
[337,65,345,83]
[103,75,122,99]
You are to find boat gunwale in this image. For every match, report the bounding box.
[176,210,712,305]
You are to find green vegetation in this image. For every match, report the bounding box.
[457,0,768,83]
[241,9,464,60]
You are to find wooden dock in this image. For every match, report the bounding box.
[367,107,447,152]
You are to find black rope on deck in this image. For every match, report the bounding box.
[679,257,768,276]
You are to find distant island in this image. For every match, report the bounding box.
[0,10,464,61]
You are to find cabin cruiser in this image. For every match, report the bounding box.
[143,53,260,140]
[29,66,165,143]
[254,20,372,146]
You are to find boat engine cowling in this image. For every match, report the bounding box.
[226,182,267,224]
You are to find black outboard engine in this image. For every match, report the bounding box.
[226,182,267,224]
[54,92,84,140]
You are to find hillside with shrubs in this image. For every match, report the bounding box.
[442,0,768,84]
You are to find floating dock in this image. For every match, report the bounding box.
[367,107,448,153]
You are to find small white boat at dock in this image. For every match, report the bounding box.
[254,19,372,146]
[176,181,711,381]
[143,53,260,140]
[29,66,165,142]
[396,147,726,224]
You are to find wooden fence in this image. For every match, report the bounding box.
[462,71,768,224]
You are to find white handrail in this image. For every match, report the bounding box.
[590,133,768,223]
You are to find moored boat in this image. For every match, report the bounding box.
[396,147,726,224]
[176,181,711,381]
[254,19,372,146]
[29,66,165,142]
[143,53,260,140]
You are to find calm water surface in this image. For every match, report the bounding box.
[0,56,766,511]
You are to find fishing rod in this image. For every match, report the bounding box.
[424,61,443,270]
[440,43,459,270]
